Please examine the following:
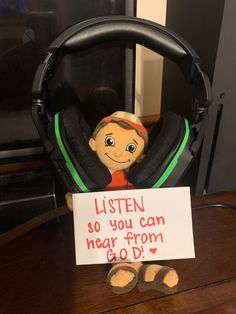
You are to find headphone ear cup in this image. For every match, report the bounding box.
[47,80,82,114]
[128,112,193,188]
[49,105,111,192]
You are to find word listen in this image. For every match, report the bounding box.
[95,195,145,215]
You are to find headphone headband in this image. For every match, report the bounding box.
[32,16,211,128]
[32,16,211,122]
[50,16,198,68]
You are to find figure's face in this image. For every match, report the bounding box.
[89,122,145,172]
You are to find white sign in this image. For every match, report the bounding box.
[73,187,195,265]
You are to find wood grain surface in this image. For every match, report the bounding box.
[0,191,236,314]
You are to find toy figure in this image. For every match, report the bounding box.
[66,111,179,294]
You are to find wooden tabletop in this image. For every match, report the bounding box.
[1,191,236,314]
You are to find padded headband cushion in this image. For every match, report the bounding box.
[48,16,199,82]
[128,112,185,187]
[58,105,111,189]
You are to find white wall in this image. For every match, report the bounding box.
[135,0,167,116]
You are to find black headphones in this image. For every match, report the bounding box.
[32,16,211,193]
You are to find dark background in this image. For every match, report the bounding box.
[0,0,134,155]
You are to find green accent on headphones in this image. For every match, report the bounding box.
[54,112,90,192]
[152,118,190,188]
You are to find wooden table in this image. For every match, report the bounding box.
[1,191,236,314]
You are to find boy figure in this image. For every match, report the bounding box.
[89,111,148,190]
[66,111,179,294]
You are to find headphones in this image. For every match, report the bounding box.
[32,16,211,193]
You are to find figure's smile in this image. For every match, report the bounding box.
[105,153,130,164]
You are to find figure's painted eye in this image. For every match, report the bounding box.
[126,143,137,153]
[105,136,115,146]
